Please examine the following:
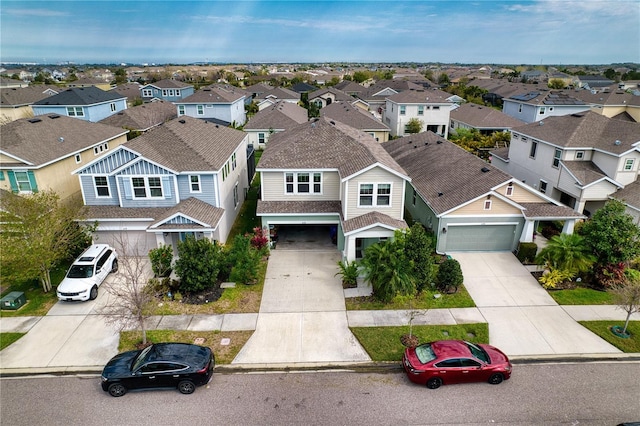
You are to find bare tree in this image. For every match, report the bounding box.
[99,233,155,345]
[612,277,640,335]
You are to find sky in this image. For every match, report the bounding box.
[1,0,639,65]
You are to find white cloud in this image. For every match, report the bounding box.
[4,8,69,17]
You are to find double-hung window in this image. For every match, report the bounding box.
[142,89,153,97]
[178,105,185,116]
[94,176,110,197]
[313,173,322,193]
[197,105,204,115]
[529,140,538,158]
[132,177,163,198]
[359,183,392,206]
[359,184,374,206]
[110,103,116,112]
[231,153,237,170]
[418,105,424,115]
[296,173,310,193]
[258,133,265,144]
[14,171,32,192]
[67,107,84,117]
[552,149,562,168]
[377,183,391,206]
[399,105,406,115]
[189,175,200,192]
[285,172,322,194]
[624,159,635,171]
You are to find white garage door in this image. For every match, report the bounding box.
[446,225,516,251]
[95,231,157,256]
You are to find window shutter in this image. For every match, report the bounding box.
[27,171,38,192]
[7,171,18,193]
[162,176,172,198]
[122,177,132,199]
[0,171,4,181]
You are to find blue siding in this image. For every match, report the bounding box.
[166,216,198,225]
[77,149,138,174]
[81,175,119,206]
[118,175,177,208]
[119,159,172,175]
[141,86,194,102]
[176,174,218,205]
[33,99,126,122]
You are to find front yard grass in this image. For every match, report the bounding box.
[0,332,25,351]
[346,285,475,310]
[0,264,68,317]
[579,321,640,353]
[548,287,614,305]
[119,329,253,364]
[350,323,489,362]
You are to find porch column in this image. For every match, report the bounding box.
[203,231,214,241]
[345,235,357,262]
[575,199,587,214]
[562,219,576,235]
[154,232,166,247]
[520,219,536,242]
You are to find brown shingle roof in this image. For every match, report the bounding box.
[308,87,354,103]
[520,203,584,219]
[611,180,640,210]
[178,85,246,104]
[82,205,167,220]
[256,200,342,215]
[0,86,59,107]
[342,211,407,234]
[244,101,308,130]
[257,116,407,179]
[152,197,225,228]
[562,161,611,186]
[99,101,177,131]
[451,103,525,129]
[320,102,389,131]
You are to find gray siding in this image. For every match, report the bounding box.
[81,175,119,206]
[176,174,218,205]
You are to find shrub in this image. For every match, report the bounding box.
[405,223,435,293]
[594,262,627,288]
[250,227,270,253]
[538,268,574,289]
[437,258,463,293]
[148,245,173,277]
[228,233,261,285]
[174,236,223,293]
[516,242,538,264]
[336,260,359,288]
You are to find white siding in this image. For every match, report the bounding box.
[260,170,340,201]
[344,166,404,220]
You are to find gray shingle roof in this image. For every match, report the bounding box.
[178,85,246,104]
[320,102,389,131]
[1,86,59,107]
[0,114,127,167]
[33,86,125,106]
[109,83,143,101]
[123,115,246,172]
[99,100,177,131]
[384,132,511,215]
[142,79,193,89]
[611,180,640,209]
[259,87,300,101]
[512,111,640,155]
[308,87,354,103]
[82,205,167,220]
[342,211,407,233]
[257,116,407,179]
[450,103,525,129]
[519,203,585,219]
[244,101,308,131]
[256,200,342,215]
[152,197,225,228]
[386,87,454,104]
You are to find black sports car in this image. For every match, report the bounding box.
[101,343,214,397]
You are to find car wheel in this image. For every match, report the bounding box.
[488,373,504,385]
[426,377,442,389]
[111,259,118,273]
[89,286,98,300]
[108,383,127,397]
[178,380,196,394]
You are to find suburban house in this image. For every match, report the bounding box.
[334,80,366,97]
[139,79,194,102]
[67,77,112,91]
[257,116,410,261]
[611,180,640,225]
[502,90,590,124]
[109,82,143,106]
[357,79,424,118]
[384,132,583,254]
[243,101,308,149]
[1,85,59,124]
[450,103,525,135]
[99,100,177,136]
[383,87,455,138]
[290,82,318,94]
[0,77,29,89]
[175,85,247,126]
[73,116,249,254]
[574,75,615,89]
[571,88,640,122]
[32,86,127,122]
[0,114,128,201]
[308,87,355,109]
[320,102,390,142]
[254,87,301,111]
[490,112,640,216]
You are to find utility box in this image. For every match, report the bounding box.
[0,291,26,310]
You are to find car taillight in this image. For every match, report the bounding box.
[197,362,210,374]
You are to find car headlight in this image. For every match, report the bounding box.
[101,376,108,382]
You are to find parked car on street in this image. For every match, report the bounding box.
[56,244,118,301]
[101,343,215,397]
[402,340,512,389]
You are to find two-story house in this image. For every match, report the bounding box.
[139,79,194,102]
[450,102,526,135]
[257,116,410,261]
[0,114,128,201]
[74,116,249,254]
[384,132,583,253]
[490,112,640,216]
[502,90,590,124]
[383,87,454,138]
[1,85,59,124]
[176,85,248,126]
[254,87,301,111]
[99,100,177,136]
[32,87,127,122]
[320,102,390,142]
[243,101,308,149]
[308,87,355,109]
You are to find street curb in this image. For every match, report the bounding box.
[2,353,639,378]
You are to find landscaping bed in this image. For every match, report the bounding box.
[579,321,640,353]
[346,285,475,310]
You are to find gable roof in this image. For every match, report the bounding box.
[450,103,525,129]
[0,114,127,167]
[512,111,640,155]
[178,85,247,104]
[109,82,143,101]
[384,131,511,215]
[33,86,125,106]
[342,211,407,234]
[259,87,300,101]
[290,82,318,93]
[1,85,59,107]
[334,80,365,95]
[611,180,640,210]
[308,87,354,103]
[123,115,246,172]
[142,79,193,90]
[358,79,423,101]
[561,160,620,188]
[244,101,308,130]
[320,102,389,131]
[99,100,177,131]
[386,87,455,104]
[258,116,406,179]
[151,197,225,229]
[506,90,586,106]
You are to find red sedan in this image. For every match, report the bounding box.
[402,340,512,389]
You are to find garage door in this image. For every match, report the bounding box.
[95,231,157,256]
[446,225,516,251]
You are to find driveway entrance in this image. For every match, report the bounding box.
[272,225,337,251]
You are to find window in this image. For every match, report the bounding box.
[14,171,32,192]
[233,183,239,207]
[529,140,538,158]
[189,175,200,192]
[75,154,81,163]
[94,176,110,197]
[176,90,180,97]
[285,173,294,193]
[178,105,185,115]
[399,105,406,115]
[231,153,237,170]
[132,177,146,197]
[359,183,391,207]
[624,159,635,171]
[197,105,204,115]
[576,151,584,160]
[284,172,321,194]
[506,186,514,196]
[433,106,440,110]
[148,177,162,197]
[484,200,492,210]
[518,104,522,113]
[0,171,4,181]
[313,173,322,193]
[258,133,265,144]
[162,89,168,97]
[412,188,417,206]
[67,107,84,117]
[131,177,163,198]
[435,359,462,368]
[552,149,562,168]
[142,89,153,97]
[521,136,528,142]
[539,180,547,194]
[110,103,116,112]
[418,105,424,115]
[297,173,310,193]
[539,107,546,115]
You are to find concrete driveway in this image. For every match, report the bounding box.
[233,250,370,365]
[451,252,621,356]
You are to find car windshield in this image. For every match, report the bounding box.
[132,345,154,372]
[67,265,94,278]
[465,341,489,363]
[415,343,436,364]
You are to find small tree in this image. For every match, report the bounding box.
[437,258,463,293]
[174,236,222,293]
[405,118,423,134]
[611,274,640,335]
[335,260,359,288]
[405,223,435,292]
[548,79,566,89]
[148,245,173,277]
[535,233,595,276]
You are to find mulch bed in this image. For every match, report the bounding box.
[180,285,224,305]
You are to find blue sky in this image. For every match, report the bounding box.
[1,0,638,65]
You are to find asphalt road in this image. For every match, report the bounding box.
[1,362,640,425]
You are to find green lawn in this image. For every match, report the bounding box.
[227,160,262,242]
[346,285,475,310]
[548,287,614,305]
[0,332,25,350]
[350,323,489,362]
[579,321,640,353]
[0,263,68,317]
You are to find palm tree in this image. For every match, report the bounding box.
[535,233,595,275]
[361,235,415,303]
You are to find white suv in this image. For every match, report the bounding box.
[57,244,118,301]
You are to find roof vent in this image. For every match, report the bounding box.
[215,124,219,128]
[424,142,429,146]
[49,114,60,119]
[438,192,443,197]
[436,140,443,144]
[614,140,621,146]
[414,145,417,149]
[28,118,42,123]
[330,120,336,125]
[539,121,544,126]
[481,167,490,173]
[58,137,64,142]
[178,119,186,124]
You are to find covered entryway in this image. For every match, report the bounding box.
[271,225,338,251]
[445,224,516,252]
